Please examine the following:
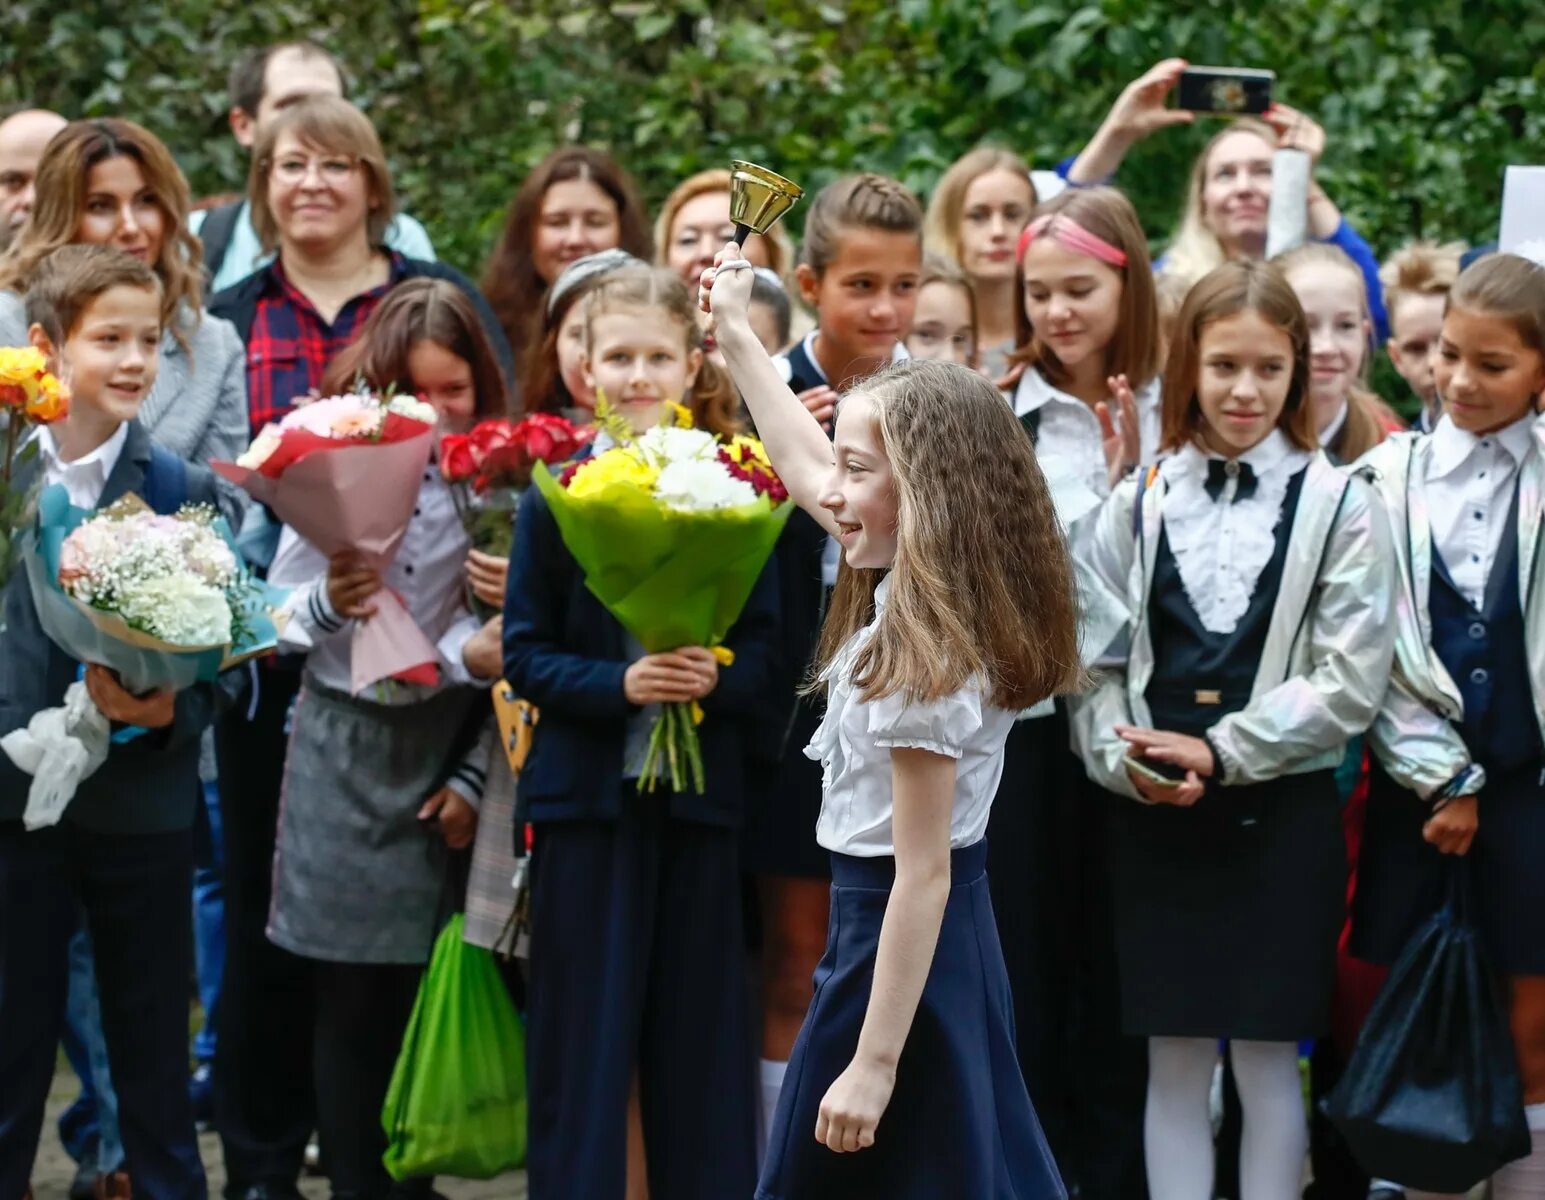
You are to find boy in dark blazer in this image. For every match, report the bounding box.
[0,245,219,1200]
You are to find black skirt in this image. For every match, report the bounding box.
[1106,768,1345,1040]
[1351,757,1545,975]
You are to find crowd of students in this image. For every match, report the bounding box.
[0,33,1540,1200]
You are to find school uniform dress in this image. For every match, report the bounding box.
[0,422,217,1200]
[757,574,1066,1200]
[1072,435,1396,1040]
[503,486,779,1200]
[996,367,1160,1193]
[265,466,494,1198]
[1352,414,1545,974]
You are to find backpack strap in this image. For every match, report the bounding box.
[1131,463,1160,541]
[141,444,189,514]
[197,200,243,285]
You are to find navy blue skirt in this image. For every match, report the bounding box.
[756,841,1067,1200]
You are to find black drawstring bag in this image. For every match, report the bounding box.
[1322,860,1530,1191]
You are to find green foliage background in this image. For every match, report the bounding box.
[4,1,1542,342]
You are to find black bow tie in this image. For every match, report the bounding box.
[1204,458,1258,503]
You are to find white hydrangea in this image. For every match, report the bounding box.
[653,458,759,512]
[636,425,720,468]
[386,394,438,426]
[117,574,234,645]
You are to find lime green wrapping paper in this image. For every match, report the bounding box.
[381,915,527,1181]
[530,461,793,792]
[531,462,793,652]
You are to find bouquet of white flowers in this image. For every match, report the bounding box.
[2,486,282,828]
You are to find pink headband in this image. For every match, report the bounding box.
[1015,213,1129,269]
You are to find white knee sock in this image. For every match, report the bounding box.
[1145,1037,1219,1200]
[1491,1103,1545,1200]
[757,1058,787,1163]
[1230,1040,1308,1200]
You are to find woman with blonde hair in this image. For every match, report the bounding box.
[924,146,1036,377]
[655,167,792,286]
[1064,59,1388,338]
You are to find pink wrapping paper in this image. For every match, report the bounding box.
[215,428,440,693]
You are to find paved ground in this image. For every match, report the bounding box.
[29,1063,527,1200]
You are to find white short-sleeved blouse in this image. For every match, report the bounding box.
[807,575,1018,858]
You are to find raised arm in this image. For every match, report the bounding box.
[1066,58,1194,185]
[701,244,841,538]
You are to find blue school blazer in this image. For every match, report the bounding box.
[0,421,219,834]
[502,485,780,827]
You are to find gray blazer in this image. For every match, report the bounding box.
[0,290,249,469]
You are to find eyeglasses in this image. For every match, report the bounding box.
[269,155,360,185]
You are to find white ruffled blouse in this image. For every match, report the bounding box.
[1157,431,1312,635]
[807,575,1017,857]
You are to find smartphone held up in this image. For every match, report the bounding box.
[1176,66,1275,115]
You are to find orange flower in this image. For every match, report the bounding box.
[25,377,68,424]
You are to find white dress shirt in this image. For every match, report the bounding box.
[1423,413,1538,609]
[1158,430,1313,634]
[1011,368,1162,502]
[807,575,1017,857]
[1318,399,1348,449]
[37,424,128,510]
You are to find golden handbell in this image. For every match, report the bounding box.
[729,160,805,248]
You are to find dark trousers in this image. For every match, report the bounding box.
[212,668,314,1195]
[0,821,204,1200]
[525,799,757,1200]
[312,961,423,1200]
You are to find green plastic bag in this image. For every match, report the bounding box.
[382,915,527,1181]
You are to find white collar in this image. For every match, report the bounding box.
[39,422,129,482]
[1164,427,1299,482]
[1317,399,1349,447]
[799,331,909,386]
[1428,412,1537,481]
[1012,367,1087,418]
[873,572,893,614]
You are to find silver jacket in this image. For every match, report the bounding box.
[1352,423,1545,800]
[1071,451,1396,801]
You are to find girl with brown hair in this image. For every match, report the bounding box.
[265,277,510,1200]
[480,146,651,377]
[1353,253,1545,1198]
[706,241,1079,1199]
[1072,259,1395,1200]
[1276,241,1404,464]
[923,146,1036,376]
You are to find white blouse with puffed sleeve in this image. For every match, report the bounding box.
[807,575,1018,858]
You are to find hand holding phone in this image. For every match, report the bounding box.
[1176,67,1275,116]
[1123,754,1186,788]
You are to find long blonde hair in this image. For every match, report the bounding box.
[812,360,1083,710]
[1275,241,1399,461]
[923,146,1035,267]
[0,118,203,352]
[1162,118,1277,289]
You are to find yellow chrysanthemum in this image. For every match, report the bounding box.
[665,401,694,429]
[725,435,772,470]
[564,448,660,500]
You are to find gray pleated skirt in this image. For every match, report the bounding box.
[268,677,482,965]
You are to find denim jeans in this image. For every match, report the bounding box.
[192,778,225,1066]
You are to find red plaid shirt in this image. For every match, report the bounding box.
[243,252,407,436]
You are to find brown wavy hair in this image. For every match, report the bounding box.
[1009,186,1161,391]
[320,277,508,419]
[812,360,1083,710]
[1161,259,1316,452]
[481,147,652,371]
[1276,241,1398,461]
[0,118,203,353]
[584,266,740,436]
[248,95,396,254]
